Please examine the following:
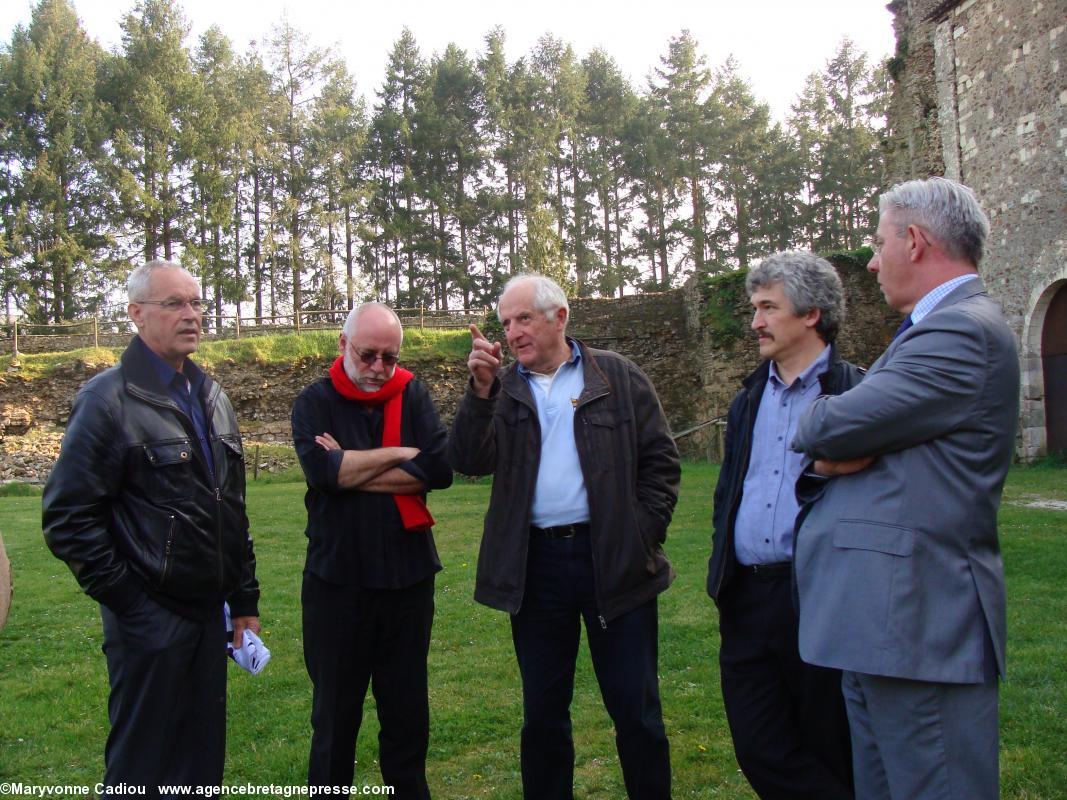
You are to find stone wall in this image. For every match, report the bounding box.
[1,262,896,471]
[884,0,1067,459]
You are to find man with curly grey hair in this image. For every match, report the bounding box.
[707,250,862,799]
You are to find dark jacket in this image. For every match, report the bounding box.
[43,336,259,620]
[292,376,452,589]
[706,345,864,601]
[449,338,680,623]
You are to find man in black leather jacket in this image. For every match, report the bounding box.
[43,260,259,793]
[706,251,863,800]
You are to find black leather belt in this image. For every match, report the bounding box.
[530,523,590,539]
[739,562,791,579]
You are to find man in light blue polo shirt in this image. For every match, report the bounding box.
[450,274,680,800]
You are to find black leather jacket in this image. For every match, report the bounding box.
[706,345,864,602]
[43,337,259,620]
[449,339,680,623]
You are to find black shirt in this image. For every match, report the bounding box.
[292,376,452,589]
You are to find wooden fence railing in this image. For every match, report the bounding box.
[0,306,488,357]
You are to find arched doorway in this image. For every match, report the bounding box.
[1042,282,1067,455]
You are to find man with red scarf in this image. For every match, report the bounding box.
[292,302,452,797]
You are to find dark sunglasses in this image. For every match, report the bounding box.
[355,349,399,367]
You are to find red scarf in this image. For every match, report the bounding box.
[328,356,435,531]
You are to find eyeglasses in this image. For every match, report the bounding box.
[355,349,400,367]
[138,298,204,313]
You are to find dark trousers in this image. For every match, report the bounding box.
[510,529,671,800]
[100,595,227,795]
[717,567,853,800]
[302,571,435,799]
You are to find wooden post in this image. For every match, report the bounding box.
[420,305,425,329]
[253,445,260,481]
[12,317,18,360]
[235,310,241,340]
[93,316,99,348]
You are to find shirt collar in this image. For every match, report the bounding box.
[136,335,205,395]
[768,343,831,391]
[911,274,979,325]
[517,339,582,378]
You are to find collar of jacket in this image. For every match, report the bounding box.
[500,337,609,410]
[120,335,219,410]
[921,274,987,321]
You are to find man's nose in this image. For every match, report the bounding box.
[868,254,880,274]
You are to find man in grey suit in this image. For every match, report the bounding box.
[792,177,1019,800]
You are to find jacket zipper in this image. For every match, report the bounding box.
[575,386,610,629]
[161,515,176,588]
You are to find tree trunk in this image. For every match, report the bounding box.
[344,203,354,310]
[252,158,263,324]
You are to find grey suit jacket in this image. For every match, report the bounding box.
[792,278,1019,684]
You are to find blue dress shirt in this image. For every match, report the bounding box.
[733,345,831,565]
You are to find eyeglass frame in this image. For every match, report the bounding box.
[352,348,400,367]
[136,297,205,313]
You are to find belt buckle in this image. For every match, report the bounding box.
[558,524,576,539]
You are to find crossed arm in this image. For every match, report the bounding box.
[292,382,452,496]
[314,432,425,493]
[795,317,989,472]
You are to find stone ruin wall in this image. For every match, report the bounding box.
[885,0,1067,459]
[1,264,896,471]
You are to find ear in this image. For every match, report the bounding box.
[554,306,568,329]
[338,333,347,357]
[803,307,822,330]
[906,224,928,262]
[128,302,144,330]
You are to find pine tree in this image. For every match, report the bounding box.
[105,0,198,263]
[1,0,112,322]
[652,30,713,276]
[266,17,329,323]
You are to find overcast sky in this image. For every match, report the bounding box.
[1,0,896,120]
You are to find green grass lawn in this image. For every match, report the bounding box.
[0,462,1064,798]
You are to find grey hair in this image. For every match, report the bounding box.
[127,260,191,302]
[343,302,404,346]
[497,274,569,323]
[746,250,846,343]
[879,177,990,267]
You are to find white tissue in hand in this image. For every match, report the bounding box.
[228,628,271,675]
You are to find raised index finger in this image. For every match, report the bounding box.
[469,323,487,343]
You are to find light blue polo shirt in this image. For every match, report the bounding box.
[520,342,591,528]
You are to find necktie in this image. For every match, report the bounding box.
[893,315,913,339]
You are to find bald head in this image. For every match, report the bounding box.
[339,303,404,392]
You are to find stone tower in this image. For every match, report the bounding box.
[883,0,1067,459]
